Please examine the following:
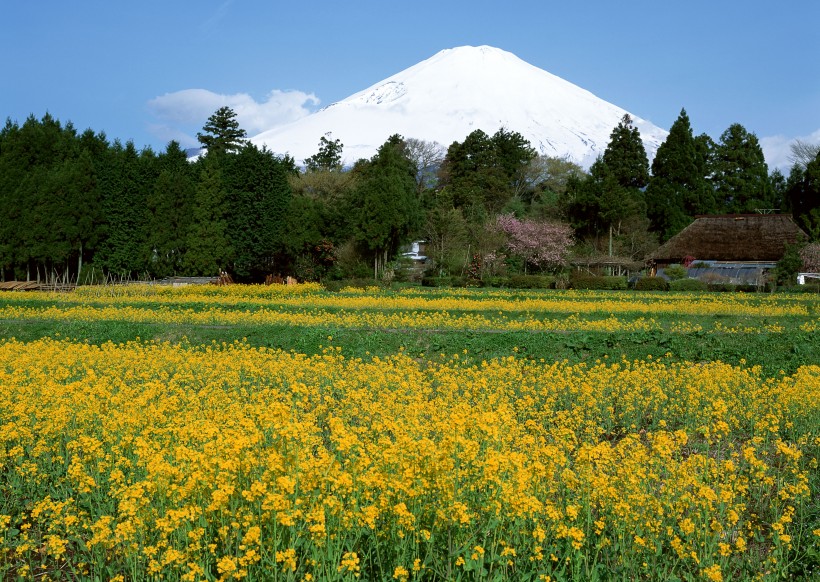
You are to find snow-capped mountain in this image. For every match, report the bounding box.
[251,46,667,168]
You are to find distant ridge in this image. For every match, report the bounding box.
[251,45,667,167]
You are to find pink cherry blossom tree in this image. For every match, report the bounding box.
[493,213,574,273]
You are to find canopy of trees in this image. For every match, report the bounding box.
[1,107,815,285]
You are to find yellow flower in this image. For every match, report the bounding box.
[702,564,723,581]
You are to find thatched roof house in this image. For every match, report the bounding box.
[648,214,808,284]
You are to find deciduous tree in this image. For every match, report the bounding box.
[493,213,573,273]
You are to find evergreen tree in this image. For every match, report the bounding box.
[564,115,654,258]
[54,149,102,277]
[601,114,649,189]
[97,141,155,276]
[304,133,343,172]
[145,141,195,278]
[646,109,711,240]
[196,106,247,156]
[491,128,538,199]
[223,143,292,279]
[184,159,232,275]
[711,123,773,213]
[566,116,649,239]
[350,135,422,278]
[438,128,536,216]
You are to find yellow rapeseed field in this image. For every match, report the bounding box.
[1,323,818,579]
[0,284,817,335]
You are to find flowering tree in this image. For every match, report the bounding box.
[800,242,820,272]
[494,214,574,272]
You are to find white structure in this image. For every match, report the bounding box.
[401,241,427,262]
[797,273,820,285]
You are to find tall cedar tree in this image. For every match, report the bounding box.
[145,141,195,278]
[601,114,650,189]
[711,123,775,213]
[566,115,649,238]
[97,142,156,276]
[223,143,292,279]
[646,109,712,240]
[197,106,247,156]
[0,115,108,281]
[184,158,232,275]
[351,135,421,278]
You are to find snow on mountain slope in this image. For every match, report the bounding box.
[251,46,667,168]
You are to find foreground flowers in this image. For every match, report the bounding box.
[1,337,817,580]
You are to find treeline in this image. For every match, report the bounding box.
[0,111,295,282]
[1,107,819,283]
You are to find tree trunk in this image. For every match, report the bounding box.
[77,241,83,282]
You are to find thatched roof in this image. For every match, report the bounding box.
[649,214,808,263]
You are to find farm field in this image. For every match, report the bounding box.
[1,284,818,580]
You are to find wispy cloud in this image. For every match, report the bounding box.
[201,0,235,33]
[146,88,320,147]
[760,128,820,173]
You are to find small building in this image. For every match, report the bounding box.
[401,241,427,262]
[648,214,808,285]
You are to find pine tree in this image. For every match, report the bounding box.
[196,106,247,156]
[224,143,292,279]
[645,109,711,240]
[601,114,650,190]
[145,141,195,277]
[711,123,773,213]
[97,141,154,276]
[438,128,536,216]
[564,115,655,258]
[184,159,232,275]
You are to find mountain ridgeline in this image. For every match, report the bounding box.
[251,46,668,169]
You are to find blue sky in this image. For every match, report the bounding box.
[2,1,818,170]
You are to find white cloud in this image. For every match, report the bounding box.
[147,88,320,147]
[760,128,820,173]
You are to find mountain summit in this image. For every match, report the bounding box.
[251,45,667,167]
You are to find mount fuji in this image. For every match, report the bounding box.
[251,46,668,168]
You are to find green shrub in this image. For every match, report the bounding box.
[734,284,762,293]
[572,275,627,290]
[707,283,737,292]
[669,278,707,291]
[507,275,555,289]
[664,264,688,281]
[703,282,764,293]
[634,277,669,291]
[421,276,452,288]
[779,283,820,293]
[482,276,509,288]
